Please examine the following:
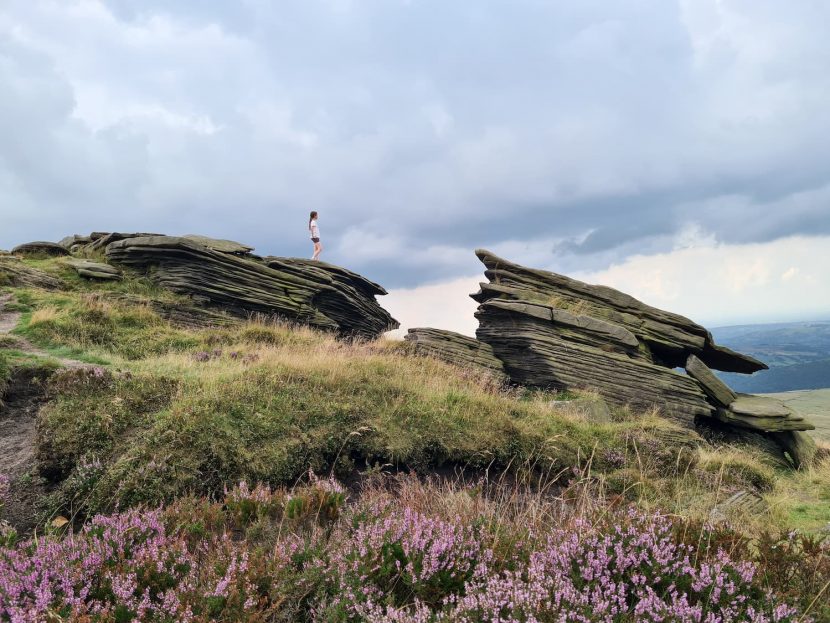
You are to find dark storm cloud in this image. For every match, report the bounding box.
[1,0,830,288]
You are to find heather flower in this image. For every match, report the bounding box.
[0,481,810,623]
[308,470,346,495]
[322,504,490,620]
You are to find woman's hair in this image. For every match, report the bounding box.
[309,211,318,229]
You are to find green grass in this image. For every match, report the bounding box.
[39,327,640,515]
[3,264,828,534]
[13,291,200,360]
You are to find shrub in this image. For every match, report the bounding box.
[0,479,818,623]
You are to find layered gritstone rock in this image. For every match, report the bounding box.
[103,235,398,338]
[413,249,817,468]
[404,327,507,380]
[475,299,713,426]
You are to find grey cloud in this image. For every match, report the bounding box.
[1,0,830,289]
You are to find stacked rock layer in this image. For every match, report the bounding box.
[105,235,398,338]
[408,249,817,468]
[16,231,398,339]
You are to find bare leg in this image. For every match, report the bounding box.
[312,242,322,261]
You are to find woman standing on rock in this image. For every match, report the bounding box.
[309,211,322,261]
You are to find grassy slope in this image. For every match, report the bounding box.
[1,257,829,532]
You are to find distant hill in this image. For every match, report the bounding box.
[712,321,830,392]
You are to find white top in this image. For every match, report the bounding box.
[310,219,320,239]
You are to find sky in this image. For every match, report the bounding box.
[1,0,829,333]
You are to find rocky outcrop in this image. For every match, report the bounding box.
[475,299,713,426]
[105,235,397,338]
[11,242,69,257]
[412,249,817,468]
[0,257,62,290]
[63,259,122,281]
[404,328,506,379]
[472,249,767,373]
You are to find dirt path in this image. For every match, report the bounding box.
[0,293,89,368]
[0,293,19,334]
[1,294,91,533]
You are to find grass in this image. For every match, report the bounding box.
[1,262,828,535]
[14,291,199,360]
[39,324,637,515]
[766,458,830,532]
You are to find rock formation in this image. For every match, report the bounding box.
[0,257,62,290]
[11,241,69,257]
[100,234,397,338]
[413,249,817,468]
[475,298,713,425]
[404,328,506,380]
[14,231,398,339]
[472,249,766,373]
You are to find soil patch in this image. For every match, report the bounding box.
[0,368,52,533]
[1,293,93,534]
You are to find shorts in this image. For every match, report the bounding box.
[311,237,320,243]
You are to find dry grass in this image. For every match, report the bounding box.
[9,276,829,533]
[28,305,62,326]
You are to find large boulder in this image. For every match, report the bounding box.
[106,235,397,339]
[11,241,69,257]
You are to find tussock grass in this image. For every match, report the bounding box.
[6,268,827,533]
[17,292,199,360]
[42,325,636,515]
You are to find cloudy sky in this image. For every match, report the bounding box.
[1,0,829,333]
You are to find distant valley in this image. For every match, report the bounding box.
[712,320,830,393]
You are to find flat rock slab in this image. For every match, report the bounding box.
[183,235,254,255]
[549,396,612,424]
[710,490,767,524]
[87,232,165,252]
[11,241,69,257]
[729,394,793,418]
[64,259,122,281]
[686,354,737,407]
